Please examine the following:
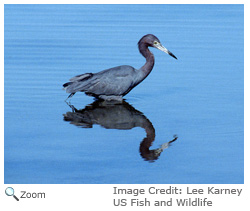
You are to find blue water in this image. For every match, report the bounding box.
[4,4,244,184]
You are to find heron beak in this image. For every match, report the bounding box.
[154,43,177,60]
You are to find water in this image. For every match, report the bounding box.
[4,4,244,184]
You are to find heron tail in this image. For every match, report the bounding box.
[63,73,94,93]
[63,82,73,89]
[63,82,73,88]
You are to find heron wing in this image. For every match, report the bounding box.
[87,65,137,96]
[65,65,137,96]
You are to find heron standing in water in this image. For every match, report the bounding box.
[63,34,177,101]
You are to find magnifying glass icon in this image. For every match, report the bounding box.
[5,187,19,201]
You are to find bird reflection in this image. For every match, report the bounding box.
[63,100,177,162]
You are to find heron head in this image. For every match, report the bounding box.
[153,40,177,60]
[138,34,177,60]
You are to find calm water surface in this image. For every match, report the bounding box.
[4,4,244,184]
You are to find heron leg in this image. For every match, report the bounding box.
[99,95,123,102]
[65,93,75,102]
[65,100,76,112]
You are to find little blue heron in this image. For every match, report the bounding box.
[63,34,177,101]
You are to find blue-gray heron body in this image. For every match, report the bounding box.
[63,34,177,101]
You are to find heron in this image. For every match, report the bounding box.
[63,34,177,101]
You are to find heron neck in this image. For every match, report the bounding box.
[134,44,155,86]
[139,44,155,76]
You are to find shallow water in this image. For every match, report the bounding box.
[4,4,244,184]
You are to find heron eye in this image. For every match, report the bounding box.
[154,41,158,45]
